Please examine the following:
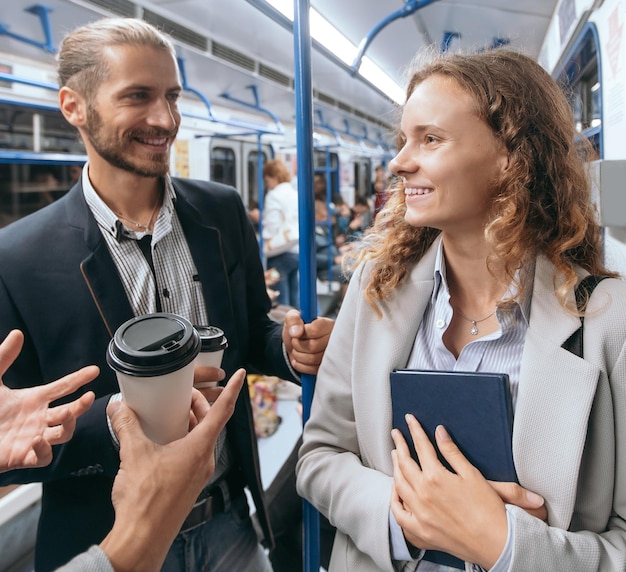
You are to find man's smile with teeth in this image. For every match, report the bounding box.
[138,137,168,145]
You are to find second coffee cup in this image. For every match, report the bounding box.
[194,325,228,388]
[107,313,200,445]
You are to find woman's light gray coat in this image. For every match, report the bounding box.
[297,239,626,571]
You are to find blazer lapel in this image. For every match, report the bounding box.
[80,246,134,338]
[174,190,237,351]
[64,182,134,337]
[352,239,440,472]
[513,257,600,529]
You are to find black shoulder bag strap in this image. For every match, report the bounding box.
[561,275,608,358]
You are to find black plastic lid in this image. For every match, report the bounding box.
[107,313,200,377]
[195,325,228,352]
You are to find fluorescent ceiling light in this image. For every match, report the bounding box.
[263,0,404,104]
[265,0,293,19]
[359,57,405,105]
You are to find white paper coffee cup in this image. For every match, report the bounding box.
[107,313,200,444]
[194,326,228,388]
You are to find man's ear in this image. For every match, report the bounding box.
[59,86,87,127]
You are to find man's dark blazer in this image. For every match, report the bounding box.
[0,177,296,571]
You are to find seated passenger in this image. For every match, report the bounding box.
[315,199,349,284]
[345,195,374,241]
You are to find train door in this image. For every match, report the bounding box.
[209,138,272,211]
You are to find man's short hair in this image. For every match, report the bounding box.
[57,18,177,100]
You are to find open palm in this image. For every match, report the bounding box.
[0,330,98,473]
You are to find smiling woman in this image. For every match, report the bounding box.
[296,48,626,572]
[391,73,507,240]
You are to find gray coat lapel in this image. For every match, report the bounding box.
[514,257,600,529]
[351,239,439,472]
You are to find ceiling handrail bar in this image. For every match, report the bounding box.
[195,131,266,139]
[246,0,401,104]
[314,109,344,147]
[342,118,371,152]
[0,70,278,139]
[349,0,441,75]
[177,56,217,120]
[178,56,283,135]
[219,85,285,135]
[0,4,56,54]
[359,125,386,154]
[0,71,58,92]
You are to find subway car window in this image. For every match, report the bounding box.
[0,162,83,227]
[210,146,236,187]
[0,103,84,154]
[558,28,601,155]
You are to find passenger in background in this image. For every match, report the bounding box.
[315,199,352,318]
[68,164,83,185]
[372,164,390,218]
[297,49,626,572]
[314,199,351,285]
[263,159,300,309]
[247,199,261,236]
[313,173,328,202]
[0,18,332,572]
[330,192,352,241]
[345,195,374,241]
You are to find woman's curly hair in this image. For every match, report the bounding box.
[354,49,615,315]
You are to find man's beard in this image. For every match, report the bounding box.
[84,105,177,178]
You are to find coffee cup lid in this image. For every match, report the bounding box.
[107,313,200,377]
[195,325,228,352]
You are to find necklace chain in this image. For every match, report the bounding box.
[453,307,497,336]
[115,198,160,233]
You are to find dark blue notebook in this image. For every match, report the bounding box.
[390,369,517,569]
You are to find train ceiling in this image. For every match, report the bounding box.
[1,0,559,136]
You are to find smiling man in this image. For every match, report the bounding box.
[0,18,333,572]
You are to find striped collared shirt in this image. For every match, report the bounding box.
[406,240,532,408]
[397,240,532,572]
[82,164,229,487]
[82,166,209,325]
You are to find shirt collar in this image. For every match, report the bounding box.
[430,239,533,325]
[81,162,177,242]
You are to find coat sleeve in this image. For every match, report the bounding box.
[0,269,120,486]
[55,546,115,572]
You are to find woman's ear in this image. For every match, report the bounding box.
[59,86,87,127]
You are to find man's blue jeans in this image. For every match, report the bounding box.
[161,492,273,572]
[267,251,300,309]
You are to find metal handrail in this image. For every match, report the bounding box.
[293,2,320,571]
[0,4,56,54]
[350,0,441,75]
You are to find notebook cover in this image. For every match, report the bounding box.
[390,369,517,570]
[390,369,516,481]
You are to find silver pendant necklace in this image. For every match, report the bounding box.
[454,307,497,335]
[115,199,160,233]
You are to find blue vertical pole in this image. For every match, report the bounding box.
[257,132,266,267]
[293,1,320,571]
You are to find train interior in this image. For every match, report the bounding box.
[1,0,626,570]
